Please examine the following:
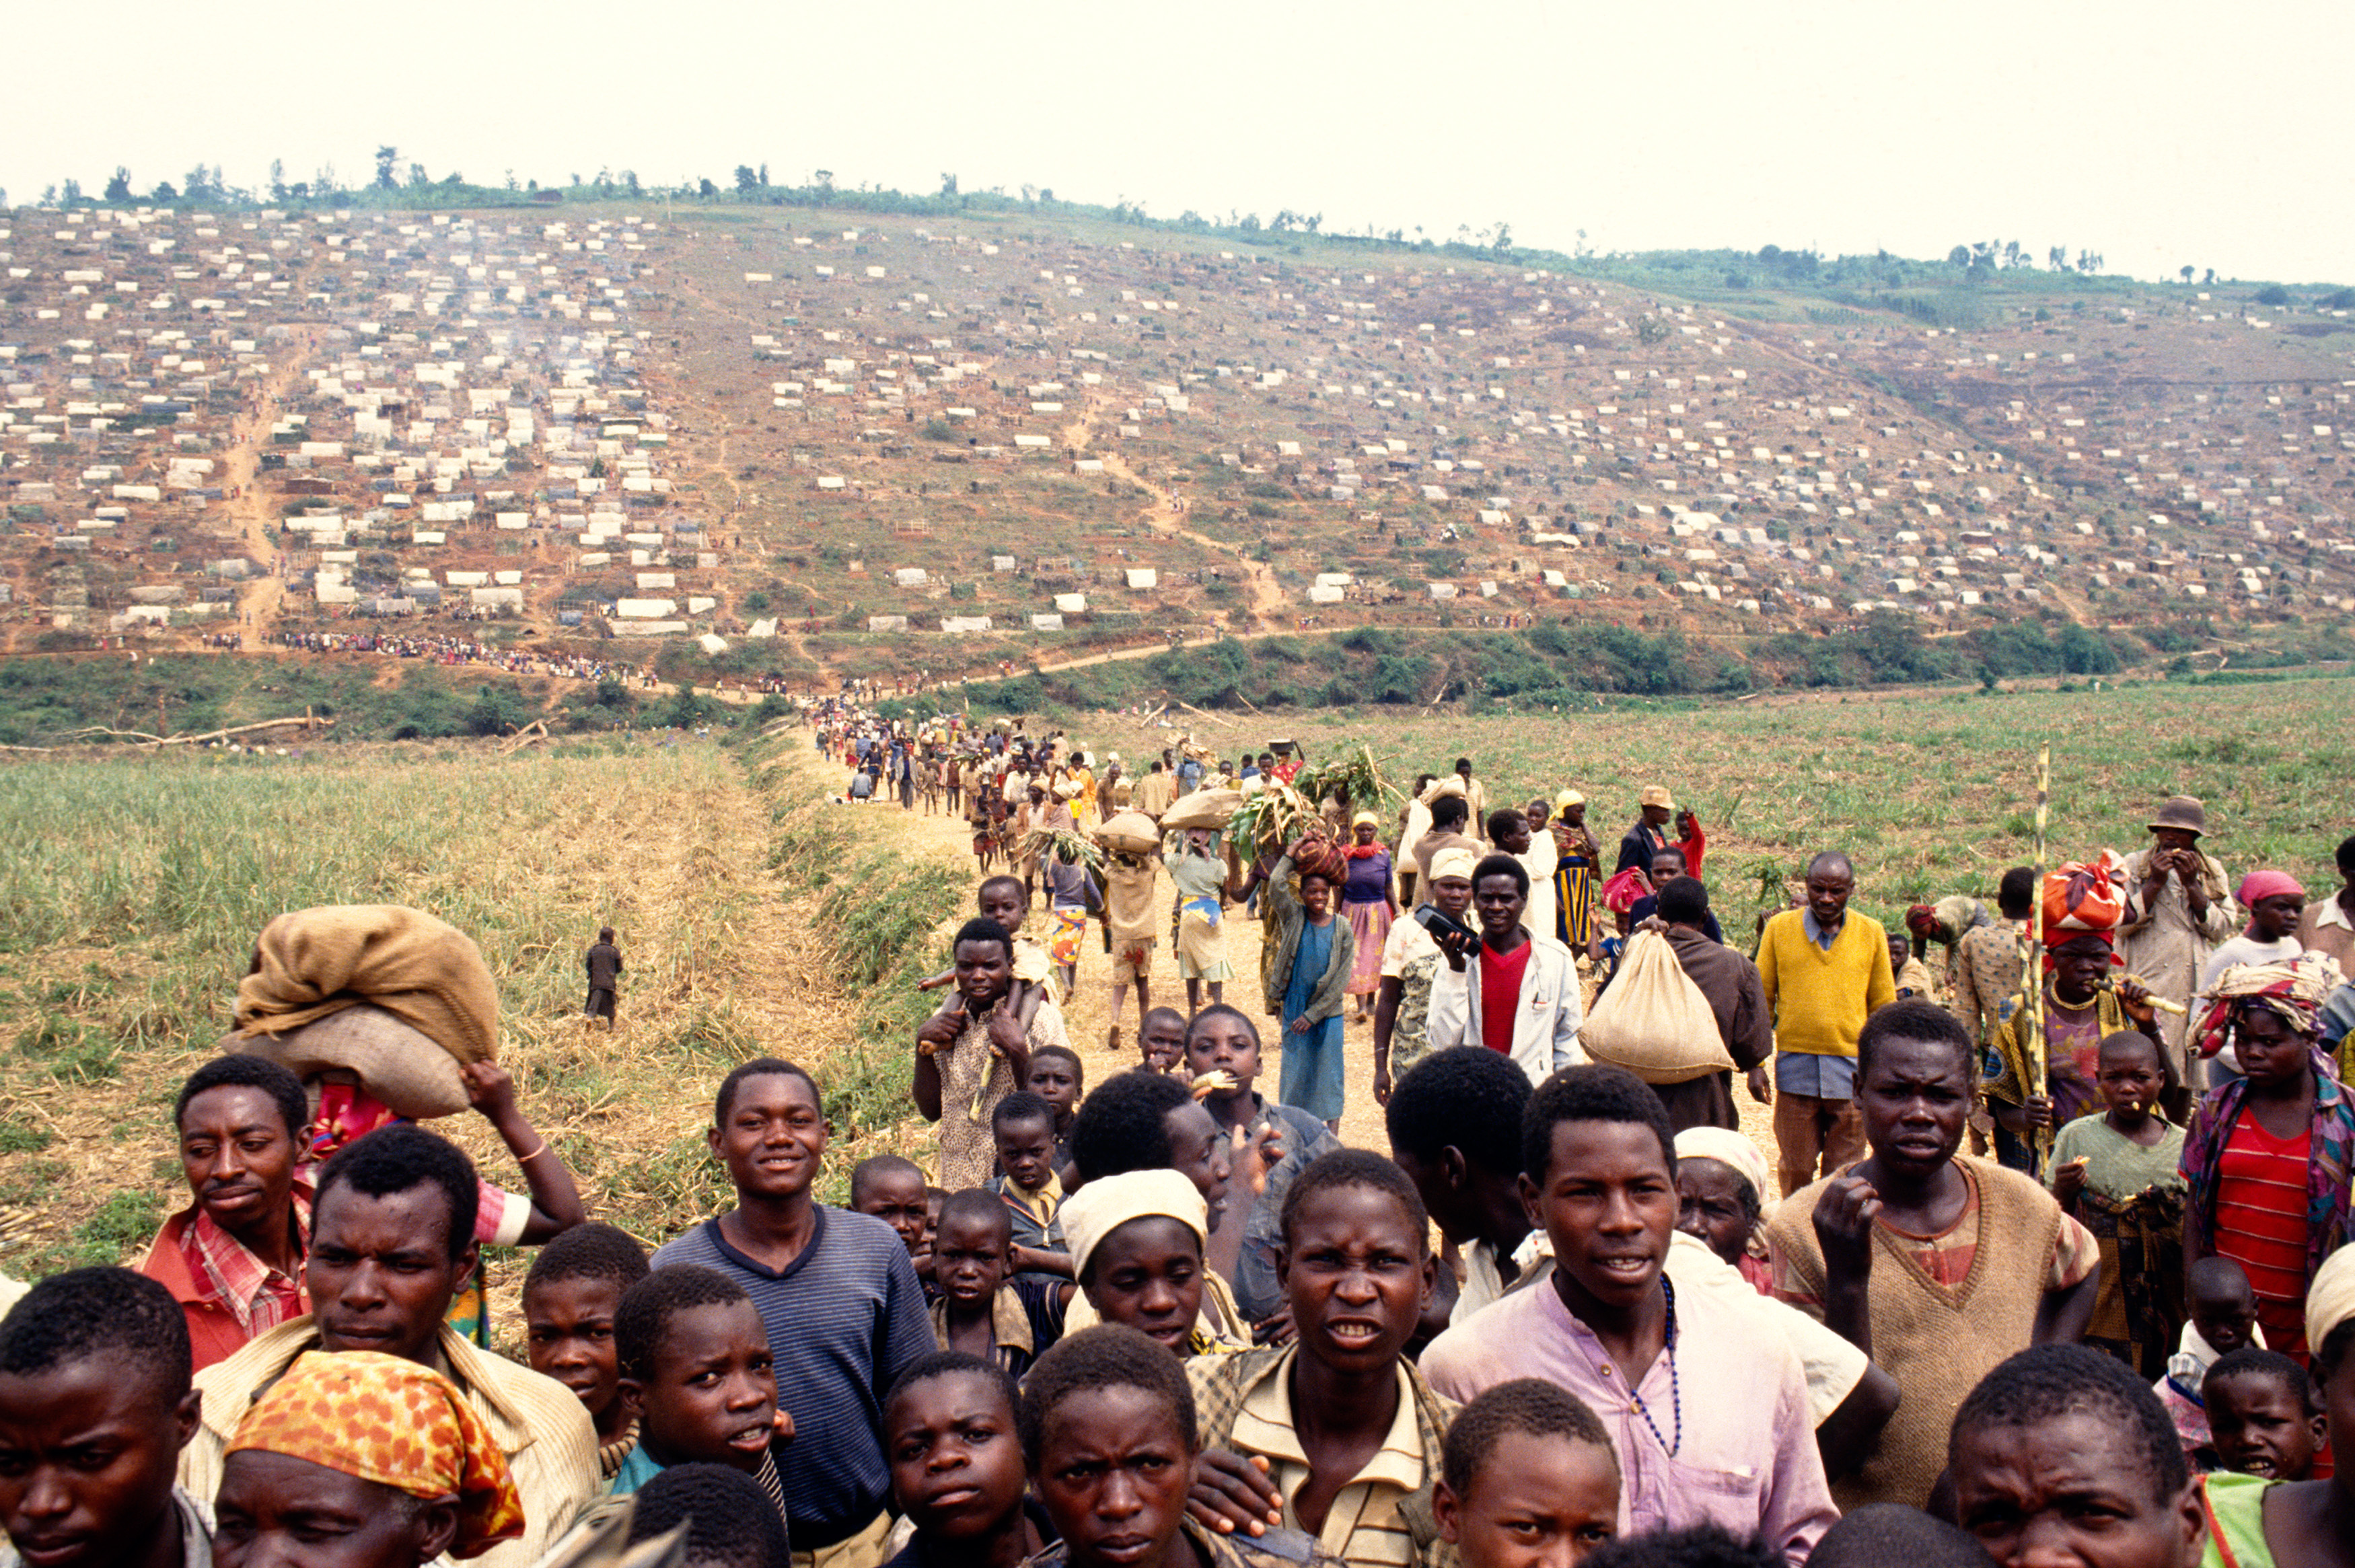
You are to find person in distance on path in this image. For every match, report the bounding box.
[585,926,622,1030]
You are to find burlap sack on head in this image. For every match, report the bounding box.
[231,906,498,1115]
[1161,788,1243,831]
[1580,930,1736,1084]
[1095,811,1163,856]
[227,1004,473,1120]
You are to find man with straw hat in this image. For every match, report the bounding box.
[2120,794,2238,1075]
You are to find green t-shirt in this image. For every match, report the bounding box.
[2045,1114,2188,1202]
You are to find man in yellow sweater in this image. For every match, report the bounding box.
[1759,851,1897,1196]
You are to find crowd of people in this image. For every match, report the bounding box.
[1,720,2352,1568]
[264,629,656,686]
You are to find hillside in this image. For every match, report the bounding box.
[3,196,2352,700]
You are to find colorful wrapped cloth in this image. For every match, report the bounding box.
[1049,907,1087,969]
[2074,1183,2187,1377]
[1342,897,1391,998]
[2041,856,2128,971]
[227,1350,526,1560]
[2235,869,2307,911]
[1601,866,1649,915]
[2179,1043,2355,1306]
[2189,950,2347,1059]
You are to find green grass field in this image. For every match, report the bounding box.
[0,675,2338,1292]
[1058,676,2351,934]
[0,726,967,1296]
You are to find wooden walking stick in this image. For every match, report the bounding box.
[2022,743,2053,1168]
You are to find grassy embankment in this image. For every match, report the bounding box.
[0,726,962,1327]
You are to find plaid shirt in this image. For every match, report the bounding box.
[2179,1050,2355,1291]
[1188,1347,1459,1568]
[179,1183,312,1339]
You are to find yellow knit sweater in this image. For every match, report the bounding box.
[1756,908,1897,1057]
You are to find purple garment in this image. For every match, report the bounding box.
[1341,850,1392,905]
[1421,1270,1836,1563]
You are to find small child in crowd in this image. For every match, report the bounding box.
[882,1352,1054,1568]
[1136,1006,1190,1076]
[628,1463,793,1568]
[1434,1378,1623,1568]
[927,1189,1069,1380]
[1023,1045,1084,1173]
[2048,1030,2187,1374]
[853,1155,936,1281]
[610,1263,793,1543]
[2204,1347,2325,1481]
[2154,1255,2265,1467]
[523,1221,653,1480]
[986,1092,1071,1279]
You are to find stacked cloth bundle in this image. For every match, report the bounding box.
[2040,853,2128,971]
[2190,948,2348,1061]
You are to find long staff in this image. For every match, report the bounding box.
[2022,744,2052,1166]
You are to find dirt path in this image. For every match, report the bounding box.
[811,749,1391,1152]
[1062,398,1289,626]
[216,340,321,643]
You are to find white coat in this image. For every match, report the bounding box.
[1427,930,1587,1084]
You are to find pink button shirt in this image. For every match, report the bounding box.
[1420,1267,1836,1564]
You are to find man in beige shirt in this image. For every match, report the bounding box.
[1134,759,1179,823]
[178,1127,597,1568]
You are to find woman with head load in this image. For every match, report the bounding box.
[1982,860,2163,1176]
[2179,951,2354,1361]
[1339,813,1398,1024]
[1260,839,1356,1135]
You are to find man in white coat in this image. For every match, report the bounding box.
[1425,849,1586,1084]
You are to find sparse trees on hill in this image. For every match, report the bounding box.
[374,145,398,190]
[104,167,131,203]
[734,165,758,192]
[2180,265,2196,284]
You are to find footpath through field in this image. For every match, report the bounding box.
[801,735,1778,1166]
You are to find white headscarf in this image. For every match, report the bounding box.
[1674,1127,1776,1218]
[1059,1168,1207,1283]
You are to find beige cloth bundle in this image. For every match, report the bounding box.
[229,905,498,1119]
[1581,928,1736,1084]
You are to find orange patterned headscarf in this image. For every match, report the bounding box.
[225,1351,526,1559]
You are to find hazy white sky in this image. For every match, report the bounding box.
[8,0,2348,284]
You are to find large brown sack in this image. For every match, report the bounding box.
[1094,811,1163,856]
[1581,929,1736,1084]
[1161,788,1243,831]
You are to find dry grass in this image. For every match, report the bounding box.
[0,733,943,1328]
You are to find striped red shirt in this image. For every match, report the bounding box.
[2215,1113,2313,1355]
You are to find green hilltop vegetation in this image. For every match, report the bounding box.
[27,154,2349,301]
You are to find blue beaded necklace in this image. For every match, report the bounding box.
[1626,1278,1681,1457]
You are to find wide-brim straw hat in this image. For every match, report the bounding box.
[1640,784,1677,811]
[2148,794,2208,837]
[227,1005,472,1119]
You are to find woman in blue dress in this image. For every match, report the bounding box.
[1262,842,1356,1133]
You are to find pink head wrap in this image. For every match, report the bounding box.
[2235,869,2307,910]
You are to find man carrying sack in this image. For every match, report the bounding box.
[1587,876,1774,1133]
